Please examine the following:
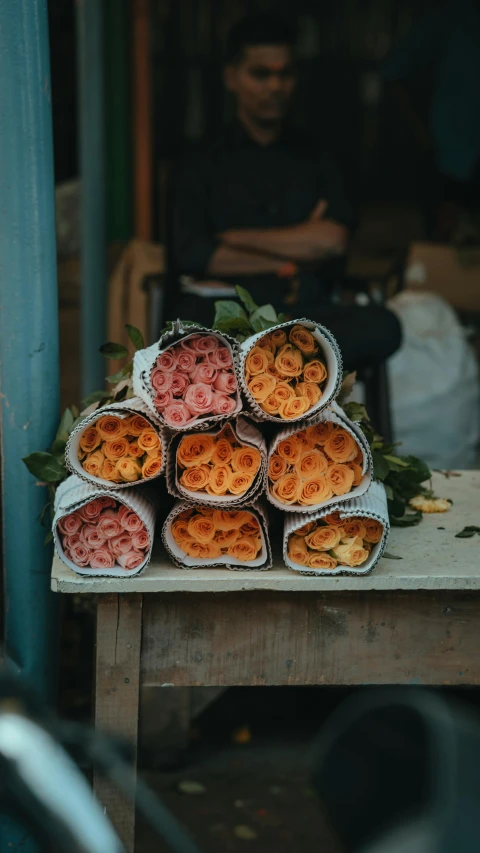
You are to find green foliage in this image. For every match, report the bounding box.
[99,341,129,360]
[22,451,66,484]
[455,526,480,539]
[213,286,284,341]
[125,323,144,350]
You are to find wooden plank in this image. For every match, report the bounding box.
[51,470,480,595]
[141,591,480,687]
[94,593,142,853]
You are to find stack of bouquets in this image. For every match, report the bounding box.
[55,318,389,576]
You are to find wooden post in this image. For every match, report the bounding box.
[132,0,152,239]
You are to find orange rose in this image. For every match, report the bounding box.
[294,520,316,537]
[262,393,281,415]
[294,429,315,448]
[294,449,328,479]
[182,539,211,559]
[257,334,275,353]
[141,456,163,479]
[305,525,342,551]
[268,454,288,482]
[308,553,338,571]
[83,449,105,477]
[127,440,145,459]
[231,446,261,475]
[180,464,211,491]
[323,511,345,527]
[240,517,260,536]
[212,438,233,465]
[354,446,364,466]
[215,528,240,548]
[213,509,252,530]
[348,462,363,487]
[364,519,384,544]
[187,514,216,543]
[101,458,120,482]
[145,446,162,459]
[114,457,142,482]
[203,540,222,559]
[298,476,333,506]
[324,428,358,464]
[138,429,161,453]
[271,472,302,505]
[296,381,322,408]
[177,434,215,468]
[103,437,130,461]
[325,463,355,496]
[333,537,369,568]
[288,324,318,355]
[228,537,258,562]
[275,382,296,402]
[278,395,310,419]
[171,516,191,543]
[270,328,287,347]
[96,415,125,441]
[266,363,282,379]
[287,535,309,566]
[277,437,303,464]
[248,373,276,402]
[306,421,334,445]
[340,519,367,540]
[206,463,230,496]
[126,415,151,437]
[303,360,327,384]
[275,343,303,378]
[245,346,271,376]
[79,426,101,454]
[228,471,255,496]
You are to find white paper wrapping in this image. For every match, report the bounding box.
[133,321,243,430]
[283,480,389,576]
[166,415,267,507]
[65,396,166,489]
[238,318,342,424]
[266,403,372,514]
[162,499,272,571]
[53,474,155,577]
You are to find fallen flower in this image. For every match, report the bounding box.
[409,496,451,513]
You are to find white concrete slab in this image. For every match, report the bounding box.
[51,471,480,593]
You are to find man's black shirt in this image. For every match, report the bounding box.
[172,122,356,313]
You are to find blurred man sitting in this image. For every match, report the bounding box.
[171,15,401,368]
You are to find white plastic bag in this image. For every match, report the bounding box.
[388,291,479,469]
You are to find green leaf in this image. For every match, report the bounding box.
[382,552,403,560]
[39,501,52,527]
[250,313,276,334]
[81,390,108,408]
[390,511,423,527]
[343,401,368,424]
[384,484,394,500]
[99,341,129,360]
[56,408,74,442]
[215,316,252,337]
[371,450,390,481]
[214,300,249,326]
[455,526,480,539]
[251,303,277,323]
[51,438,67,458]
[276,312,286,323]
[107,363,133,384]
[383,454,411,469]
[23,451,66,483]
[44,530,53,546]
[125,323,145,351]
[114,385,128,402]
[235,285,258,315]
[71,405,79,419]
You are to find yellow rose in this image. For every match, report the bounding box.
[305,525,342,551]
[248,373,276,403]
[137,429,161,453]
[115,457,142,482]
[278,395,310,419]
[83,449,105,477]
[333,537,369,568]
[287,535,309,566]
[79,426,102,454]
[288,324,318,355]
[245,346,271,377]
[324,427,358,464]
[275,343,303,378]
[296,381,322,408]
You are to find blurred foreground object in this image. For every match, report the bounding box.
[404,242,480,313]
[313,688,480,853]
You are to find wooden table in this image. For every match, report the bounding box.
[51,471,480,851]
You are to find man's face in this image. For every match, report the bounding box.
[225,45,296,124]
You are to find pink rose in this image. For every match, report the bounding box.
[190,362,217,385]
[154,389,173,411]
[89,548,115,570]
[156,349,177,371]
[184,382,214,416]
[97,496,116,509]
[170,371,190,397]
[175,350,196,372]
[63,532,83,550]
[109,532,133,556]
[69,541,90,567]
[131,528,150,550]
[151,366,172,393]
[208,346,233,369]
[118,504,144,533]
[214,370,237,394]
[179,334,204,353]
[81,525,108,549]
[97,510,123,539]
[212,392,237,416]
[117,550,145,570]
[162,401,192,427]
[77,499,102,522]
[57,512,82,536]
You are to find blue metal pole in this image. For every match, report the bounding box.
[76,0,107,397]
[0,0,60,848]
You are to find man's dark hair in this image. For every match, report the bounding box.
[226,15,296,64]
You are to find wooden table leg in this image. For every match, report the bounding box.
[94,593,142,852]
